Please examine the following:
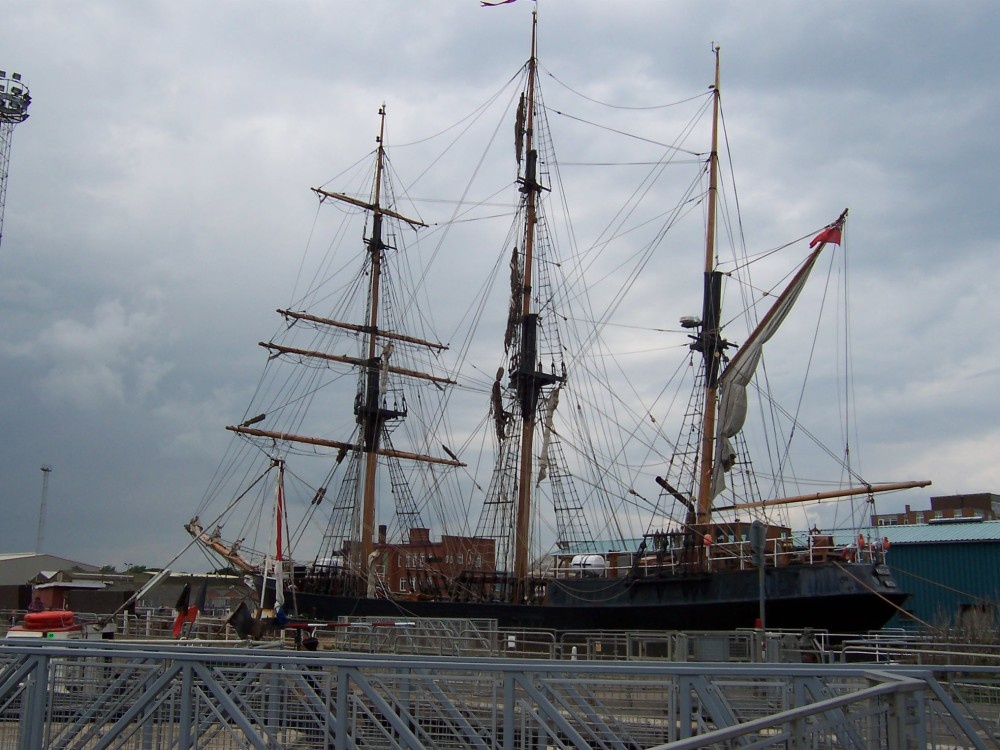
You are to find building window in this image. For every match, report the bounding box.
[457,553,464,565]
[399,578,407,591]
[476,554,482,567]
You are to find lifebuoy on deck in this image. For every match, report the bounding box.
[23,610,76,629]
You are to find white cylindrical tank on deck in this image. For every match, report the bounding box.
[570,554,607,577]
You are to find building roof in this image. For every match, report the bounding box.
[0,553,100,585]
[867,519,1000,544]
[0,552,95,567]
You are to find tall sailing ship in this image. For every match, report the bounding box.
[186,17,928,633]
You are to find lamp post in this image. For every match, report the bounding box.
[35,465,51,554]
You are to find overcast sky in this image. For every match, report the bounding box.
[1,1,997,571]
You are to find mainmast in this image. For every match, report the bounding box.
[694,46,727,526]
[511,12,559,586]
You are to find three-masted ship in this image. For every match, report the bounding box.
[187,17,927,633]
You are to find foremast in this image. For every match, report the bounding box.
[358,106,405,573]
[226,106,463,581]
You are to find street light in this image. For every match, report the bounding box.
[35,465,52,554]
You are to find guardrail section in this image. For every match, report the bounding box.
[0,641,997,748]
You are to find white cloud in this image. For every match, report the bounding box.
[23,299,165,410]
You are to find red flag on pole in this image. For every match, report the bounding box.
[809,225,843,248]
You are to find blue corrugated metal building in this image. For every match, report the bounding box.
[870,519,1000,628]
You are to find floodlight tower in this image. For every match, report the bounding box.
[0,70,31,251]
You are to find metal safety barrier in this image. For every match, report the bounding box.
[0,639,998,749]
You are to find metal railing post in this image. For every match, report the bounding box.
[178,660,193,750]
[335,665,349,750]
[20,653,49,750]
[502,669,515,750]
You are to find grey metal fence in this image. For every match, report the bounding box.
[0,639,997,749]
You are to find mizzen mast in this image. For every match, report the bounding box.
[694,45,728,526]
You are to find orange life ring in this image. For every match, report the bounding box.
[24,610,76,629]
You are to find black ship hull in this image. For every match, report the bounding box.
[273,561,906,634]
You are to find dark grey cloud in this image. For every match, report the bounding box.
[0,1,996,569]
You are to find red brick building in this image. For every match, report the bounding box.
[377,527,495,596]
[871,493,999,527]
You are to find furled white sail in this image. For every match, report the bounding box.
[709,244,826,499]
[379,342,395,397]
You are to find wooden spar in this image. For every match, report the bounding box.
[655,475,695,513]
[259,342,457,385]
[513,12,540,586]
[712,480,932,513]
[274,459,285,562]
[311,187,427,229]
[184,520,257,573]
[695,46,723,526]
[277,309,449,352]
[226,425,466,467]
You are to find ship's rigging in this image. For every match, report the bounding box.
[185,19,928,632]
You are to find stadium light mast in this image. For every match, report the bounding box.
[0,70,31,251]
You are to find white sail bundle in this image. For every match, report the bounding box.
[709,245,825,499]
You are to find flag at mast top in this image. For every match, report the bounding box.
[809,210,848,247]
